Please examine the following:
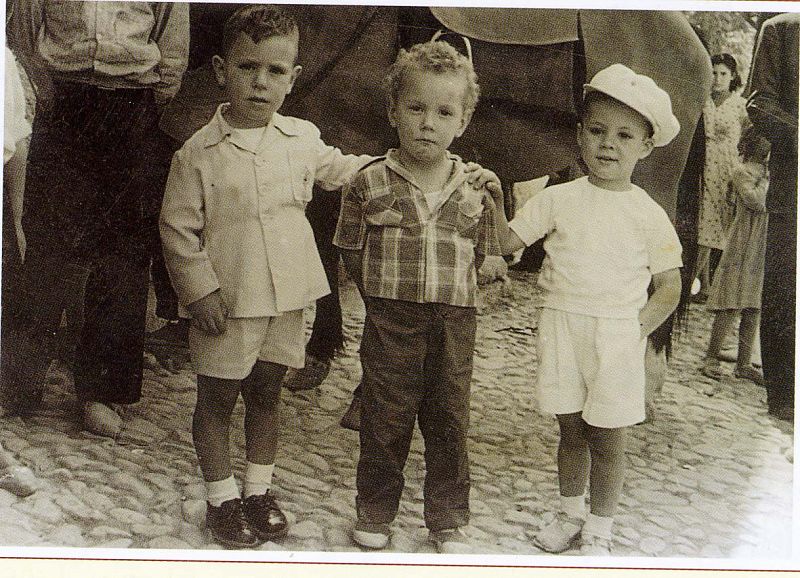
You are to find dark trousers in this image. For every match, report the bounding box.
[304,186,344,363]
[761,211,796,411]
[4,83,171,405]
[357,298,474,531]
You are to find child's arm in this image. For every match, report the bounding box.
[638,268,681,340]
[160,148,227,333]
[486,185,533,256]
[733,167,768,212]
[333,177,369,292]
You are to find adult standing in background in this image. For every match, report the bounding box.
[694,54,749,301]
[747,12,799,422]
[3,1,189,436]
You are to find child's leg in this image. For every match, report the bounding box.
[585,425,627,518]
[194,374,261,548]
[240,359,290,541]
[241,360,287,489]
[705,309,738,362]
[532,412,588,553]
[556,412,590,500]
[417,304,474,536]
[734,309,765,384]
[193,374,242,488]
[357,299,427,530]
[736,309,760,370]
[579,424,627,554]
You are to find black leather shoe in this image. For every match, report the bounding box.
[206,498,261,549]
[243,491,289,541]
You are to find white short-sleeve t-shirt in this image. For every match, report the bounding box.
[509,176,682,319]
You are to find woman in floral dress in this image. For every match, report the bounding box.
[695,53,750,300]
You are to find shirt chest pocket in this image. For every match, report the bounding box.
[364,193,405,227]
[287,151,316,206]
[453,194,484,238]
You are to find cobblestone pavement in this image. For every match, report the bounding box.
[0,271,793,559]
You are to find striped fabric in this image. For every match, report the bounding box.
[335,150,501,307]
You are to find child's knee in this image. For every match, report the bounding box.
[195,375,241,417]
[241,362,286,410]
[585,425,627,458]
[557,412,588,448]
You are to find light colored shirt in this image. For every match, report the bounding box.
[334,150,502,308]
[509,176,682,318]
[8,1,189,104]
[4,47,31,163]
[160,105,374,318]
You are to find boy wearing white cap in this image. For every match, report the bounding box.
[489,64,683,555]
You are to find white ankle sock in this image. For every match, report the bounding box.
[582,513,613,539]
[560,494,587,520]
[205,476,240,507]
[244,462,274,498]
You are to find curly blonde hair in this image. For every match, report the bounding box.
[384,40,480,117]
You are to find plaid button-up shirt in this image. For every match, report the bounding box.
[334,150,501,307]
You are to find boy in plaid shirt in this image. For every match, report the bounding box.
[334,40,501,553]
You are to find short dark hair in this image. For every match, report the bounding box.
[580,91,654,139]
[711,53,743,92]
[221,5,299,59]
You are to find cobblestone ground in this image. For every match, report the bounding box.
[0,271,793,559]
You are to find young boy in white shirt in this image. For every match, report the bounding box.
[489,64,683,555]
[159,5,377,548]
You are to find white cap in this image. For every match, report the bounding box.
[583,63,680,147]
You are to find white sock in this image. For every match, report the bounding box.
[560,494,587,520]
[205,476,240,507]
[244,462,275,498]
[582,513,613,539]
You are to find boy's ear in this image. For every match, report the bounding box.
[456,109,473,138]
[286,65,303,94]
[575,122,585,148]
[387,99,398,128]
[639,137,655,160]
[212,55,226,87]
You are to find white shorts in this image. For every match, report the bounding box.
[189,311,306,380]
[536,308,646,428]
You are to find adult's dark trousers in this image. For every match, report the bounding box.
[304,186,344,363]
[761,210,796,412]
[357,297,474,531]
[6,82,169,406]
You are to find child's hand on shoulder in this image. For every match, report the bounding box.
[464,162,504,208]
[464,162,503,195]
[187,290,228,335]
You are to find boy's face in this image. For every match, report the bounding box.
[212,31,302,129]
[388,69,471,167]
[577,97,654,191]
